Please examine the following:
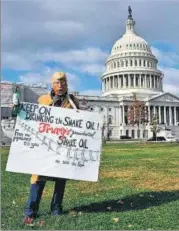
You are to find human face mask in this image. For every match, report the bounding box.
[52,78,67,95]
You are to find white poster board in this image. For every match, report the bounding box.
[6,102,103,182]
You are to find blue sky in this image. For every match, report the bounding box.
[2,0,179,96]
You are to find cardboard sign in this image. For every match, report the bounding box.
[6,102,102,182]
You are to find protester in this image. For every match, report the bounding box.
[12,72,79,224]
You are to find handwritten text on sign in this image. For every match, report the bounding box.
[6,102,102,182]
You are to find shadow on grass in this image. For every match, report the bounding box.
[68,191,179,213]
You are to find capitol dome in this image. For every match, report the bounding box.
[111,32,151,55]
[101,6,164,98]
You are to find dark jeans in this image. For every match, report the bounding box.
[25,178,66,217]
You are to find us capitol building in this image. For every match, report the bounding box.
[1,7,179,140]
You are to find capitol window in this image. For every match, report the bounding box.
[114,62,116,68]
[144,60,146,66]
[131,75,134,86]
[125,75,128,86]
[101,108,104,112]
[126,60,128,66]
[126,130,129,136]
[132,130,135,138]
[141,77,144,86]
[121,77,123,87]
[135,60,137,66]
[139,60,141,66]
[152,76,154,87]
[130,60,133,66]
[137,130,140,138]
[136,75,139,86]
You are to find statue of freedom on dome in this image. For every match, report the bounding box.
[128,5,132,19]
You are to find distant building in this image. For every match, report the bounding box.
[1,82,48,118]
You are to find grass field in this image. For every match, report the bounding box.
[1,143,179,230]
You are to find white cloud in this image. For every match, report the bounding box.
[2,1,179,53]
[152,47,179,67]
[160,67,179,85]
[163,84,179,96]
[79,89,102,96]
[19,68,81,92]
[79,64,105,76]
[39,48,108,65]
[151,47,179,96]
[2,52,34,70]
[2,48,108,76]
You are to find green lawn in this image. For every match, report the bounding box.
[1,143,179,230]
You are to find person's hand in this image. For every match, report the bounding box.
[11,103,21,117]
[10,104,14,109]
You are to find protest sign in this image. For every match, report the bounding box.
[6,102,103,182]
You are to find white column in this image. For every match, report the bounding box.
[150,75,152,88]
[153,106,156,116]
[139,75,142,88]
[128,74,131,88]
[164,106,166,124]
[116,107,119,125]
[114,107,116,124]
[159,106,161,124]
[119,106,122,124]
[123,75,125,88]
[134,74,136,87]
[174,107,177,125]
[122,105,125,124]
[148,106,151,123]
[118,76,120,89]
[169,107,172,125]
[157,76,159,89]
[145,75,147,88]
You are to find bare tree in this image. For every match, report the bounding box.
[128,93,148,139]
